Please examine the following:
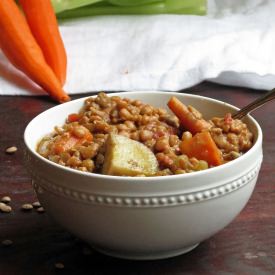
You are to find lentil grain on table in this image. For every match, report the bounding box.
[21,204,33,211]
[5,146,17,154]
[36,207,45,213]
[0,203,12,213]
[1,239,13,247]
[1,196,11,203]
[32,201,41,208]
[55,262,65,269]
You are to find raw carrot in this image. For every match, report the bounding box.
[19,0,67,86]
[180,131,223,166]
[0,0,70,103]
[167,96,211,134]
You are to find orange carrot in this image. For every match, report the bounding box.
[167,96,211,134]
[53,127,93,154]
[68,113,81,123]
[180,131,223,166]
[53,135,80,154]
[0,0,70,103]
[19,0,67,86]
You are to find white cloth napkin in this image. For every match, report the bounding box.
[1,0,275,96]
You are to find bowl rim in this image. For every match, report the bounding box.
[24,91,263,182]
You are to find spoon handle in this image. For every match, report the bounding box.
[232,88,275,119]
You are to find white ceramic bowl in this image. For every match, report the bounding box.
[24,91,263,260]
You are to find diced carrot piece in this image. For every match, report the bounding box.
[167,96,211,134]
[53,127,93,154]
[67,113,81,123]
[81,130,93,142]
[180,131,223,166]
[53,135,79,154]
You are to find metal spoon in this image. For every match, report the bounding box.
[232,88,275,119]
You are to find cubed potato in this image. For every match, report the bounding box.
[102,134,159,176]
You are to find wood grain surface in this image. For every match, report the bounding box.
[1,82,275,275]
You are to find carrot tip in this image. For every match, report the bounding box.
[59,95,71,103]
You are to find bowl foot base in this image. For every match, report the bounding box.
[94,243,200,260]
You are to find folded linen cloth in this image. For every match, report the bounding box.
[0,0,275,96]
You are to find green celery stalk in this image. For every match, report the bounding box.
[57,0,207,18]
[51,0,103,13]
[108,0,162,6]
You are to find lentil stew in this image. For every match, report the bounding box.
[37,92,253,176]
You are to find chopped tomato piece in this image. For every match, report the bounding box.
[224,113,233,124]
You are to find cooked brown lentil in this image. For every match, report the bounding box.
[210,115,253,160]
[37,93,254,176]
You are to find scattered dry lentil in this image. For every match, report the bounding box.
[2,239,13,246]
[0,203,12,213]
[37,207,45,213]
[1,196,11,203]
[21,204,33,211]
[32,201,41,208]
[55,263,64,269]
[5,146,17,154]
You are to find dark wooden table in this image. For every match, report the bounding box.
[1,81,275,275]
